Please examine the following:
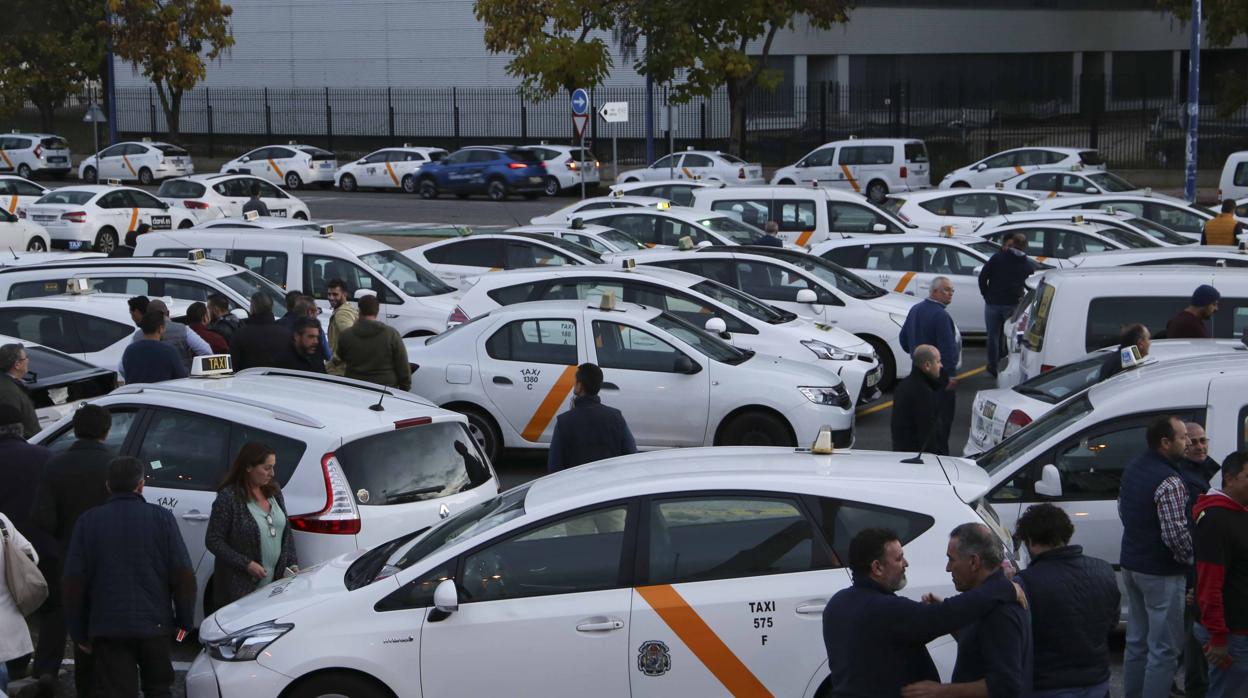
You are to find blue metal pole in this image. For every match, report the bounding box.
[1183,0,1201,203]
[106,8,118,144]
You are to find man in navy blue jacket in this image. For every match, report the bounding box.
[899,277,960,454]
[978,232,1032,378]
[547,363,636,472]
[823,527,1021,697]
[63,457,195,698]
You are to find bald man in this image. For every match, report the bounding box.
[891,345,945,454]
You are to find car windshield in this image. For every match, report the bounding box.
[977,395,1094,475]
[360,250,455,297]
[1012,351,1110,404]
[1086,172,1137,193]
[879,197,907,215]
[1125,218,1194,246]
[648,311,750,364]
[219,271,289,316]
[697,216,764,244]
[719,153,747,164]
[967,241,1002,257]
[598,229,648,250]
[1095,226,1157,249]
[758,251,886,300]
[35,191,94,205]
[691,279,793,324]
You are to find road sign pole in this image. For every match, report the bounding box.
[580,129,586,200]
[612,126,618,185]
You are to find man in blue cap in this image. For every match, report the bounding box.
[1165,285,1219,339]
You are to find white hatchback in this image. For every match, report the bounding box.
[157,174,310,223]
[221,144,338,190]
[335,146,448,193]
[939,147,1103,190]
[570,207,766,247]
[0,175,50,217]
[0,133,73,179]
[503,224,651,255]
[1034,194,1214,239]
[529,195,672,226]
[405,233,605,288]
[608,179,724,206]
[78,140,194,185]
[0,207,51,252]
[529,144,601,196]
[1002,168,1145,199]
[24,185,195,253]
[616,150,765,186]
[881,189,1039,235]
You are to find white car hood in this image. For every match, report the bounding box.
[863,292,923,316]
[208,552,367,634]
[734,352,846,387]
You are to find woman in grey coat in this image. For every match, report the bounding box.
[205,442,297,611]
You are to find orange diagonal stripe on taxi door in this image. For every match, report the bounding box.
[794,230,814,247]
[0,151,13,169]
[122,155,136,176]
[268,159,284,177]
[128,208,139,231]
[520,365,578,442]
[7,196,16,214]
[840,165,859,192]
[894,271,917,293]
[384,162,400,187]
[636,585,773,698]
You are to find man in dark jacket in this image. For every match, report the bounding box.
[277,294,329,361]
[979,232,1033,378]
[186,302,229,354]
[275,317,327,373]
[242,183,270,217]
[823,527,1022,698]
[122,310,189,384]
[753,220,785,247]
[126,297,211,373]
[1098,323,1151,382]
[0,404,51,684]
[891,345,945,454]
[63,456,195,698]
[207,294,242,345]
[1015,503,1120,697]
[335,294,411,390]
[1119,415,1193,698]
[230,291,292,370]
[30,404,113,696]
[547,363,636,472]
[1166,285,1220,340]
[899,277,960,454]
[1192,452,1248,697]
[0,343,39,438]
[1180,422,1219,698]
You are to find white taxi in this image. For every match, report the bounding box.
[189,442,1012,698]
[939,147,1104,189]
[692,184,915,246]
[192,217,323,231]
[529,144,601,196]
[881,189,1039,234]
[1002,167,1145,199]
[608,179,724,206]
[404,232,604,287]
[974,210,1197,248]
[1034,194,1214,239]
[974,220,1161,261]
[78,140,193,185]
[1065,246,1248,269]
[503,224,650,255]
[405,300,857,460]
[771,138,931,202]
[0,133,73,179]
[965,338,1245,456]
[24,185,195,252]
[156,174,310,223]
[0,175,50,217]
[571,207,766,247]
[451,265,883,404]
[529,195,672,226]
[335,146,448,193]
[0,207,51,252]
[616,149,765,186]
[221,144,338,190]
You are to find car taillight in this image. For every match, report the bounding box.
[1003,409,1033,439]
[61,211,87,223]
[900,166,908,179]
[1040,364,1056,373]
[594,160,600,168]
[447,305,470,327]
[565,158,578,171]
[288,453,361,535]
[184,200,210,209]
[33,145,42,159]
[508,162,527,169]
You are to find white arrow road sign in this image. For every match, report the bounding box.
[598,102,629,123]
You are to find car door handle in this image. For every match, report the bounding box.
[601,382,619,390]
[796,599,829,615]
[386,314,399,319]
[493,376,513,385]
[576,616,624,633]
[181,511,210,522]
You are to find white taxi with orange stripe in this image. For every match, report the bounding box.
[616,149,765,186]
[156,173,310,223]
[880,189,1039,235]
[335,146,449,193]
[22,184,194,252]
[770,138,931,203]
[189,440,1013,698]
[691,184,915,247]
[404,299,857,462]
[220,143,338,190]
[0,205,51,252]
[0,175,50,217]
[77,140,194,185]
[939,147,1104,190]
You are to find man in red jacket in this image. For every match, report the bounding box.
[1193,451,1248,697]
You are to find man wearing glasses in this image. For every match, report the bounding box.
[0,343,39,438]
[1179,421,1222,698]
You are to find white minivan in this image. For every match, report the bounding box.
[691,185,913,246]
[1219,151,1248,202]
[770,138,931,202]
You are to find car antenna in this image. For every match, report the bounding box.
[7,247,17,261]
[900,422,942,464]
[505,205,523,228]
[369,391,386,412]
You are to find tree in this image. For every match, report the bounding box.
[0,0,105,130]
[629,0,852,155]
[1156,0,1248,114]
[106,0,234,141]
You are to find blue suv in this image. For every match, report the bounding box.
[415,146,547,201]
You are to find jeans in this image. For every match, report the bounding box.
[0,660,8,694]
[1188,596,1211,698]
[1193,624,1248,698]
[1033,681,1110,698]
[1124,569,1187,698]
[984,303,1016,376]
[92,636,175,698]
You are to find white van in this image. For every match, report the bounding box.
[691,185,913,246]
[770,138,931,202]
[1012,266,1248,382]
[1219,151,1248,202]
[133,228,459,337]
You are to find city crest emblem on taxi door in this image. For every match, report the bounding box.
[637,641,671,677]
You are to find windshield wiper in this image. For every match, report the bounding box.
[724,349,755,365]
[1013,385,1058,399]
[384,485,444,504]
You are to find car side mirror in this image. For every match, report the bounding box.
[240,157,250,163]
[795,161,806,168]
[674,355,701,374]
[796,288,819,304]
[975,163,988,171]
[703,317,728,336]
[354,289,376,301]
[972,265,983,277]
[161,201,170,210]
[1085,187,1098,194]
[427,579,458,622]
[871,223,887,233]
[358,159,367,165]
[1034,464,1063,498]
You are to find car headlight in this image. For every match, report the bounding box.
[801,340,854,361]
[889,313,907,327]
[205,621,293,662]
[799,385,850,409]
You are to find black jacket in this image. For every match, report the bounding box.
[205,487,297,611]
[950,569,1033,698]
[1017,545,1120,690]
[209,313,243,345]
[33,440,112,558]
[978,248,1033,306]
[822,573,1020,698]
[890,369,944,454]
[753,234,784,247]
[0,432,52,553]
[0,374,40,438]
[63,492,195,642]
[229,313,291,371]
[273,343,327,373]
[547,395,637,472]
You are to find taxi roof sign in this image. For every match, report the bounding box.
[319,224,334,237]
[657,200,671,210]
[66,278,91,294]
[187,248,206,264]
[1120,344,1143,369]
[677,236,696,250]
[621,257,636,271]
[939,225,955,238]
[598,291,616,311]
[811,425,835,455]
[105,178,121,186]
[570,217,585,230]
[243,210,260,221]
[192,354,234,378]
[1070,215,1085,224]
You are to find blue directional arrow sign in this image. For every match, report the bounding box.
[571,88,589,116]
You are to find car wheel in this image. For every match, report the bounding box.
[717,411,794,447]
[16,163,32,180]
[339,174,357,192]
[292,211,308,220]
[866,180,888,203]
[94,228,118,254]
[419,178,438,199]
[401,174,416,194]
[458,406,502,463]
[82,166,97,182]
[25,237,47,252]
[138,167,154,185]
[543,176,561,197]
[863,336,896,391]
[623,177,639,183]
[286,672,388,698]
[951,181,971,188]
[777,179,795,185]
[285,172,303,190]
[178,220,193,229]
[486,179,507,202]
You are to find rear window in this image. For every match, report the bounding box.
[298,147,335,160]
[156,145,190,157]
[40,137,68,150]
[879,197,907,215]
[506,148,543,164]
[1234,162,1248,187]
[1022,282,1055,351]
[36,191,94,205]
[156,180,206,198]
[27,344,95,377]
[1079,150,1105,166]
[904,142,928,163]
[487,282,540,306]
[428,150,447,161]
[719,153,747,164]
[1013,351,1110,404]
[335,421,492,507]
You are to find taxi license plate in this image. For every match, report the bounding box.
[982,401,997,420]
[529,176,542,184]
[150,215,172,230]
[33,215,57,222]
[48,156,67,163]
[319,162,332,169]
[272,209,287,218]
